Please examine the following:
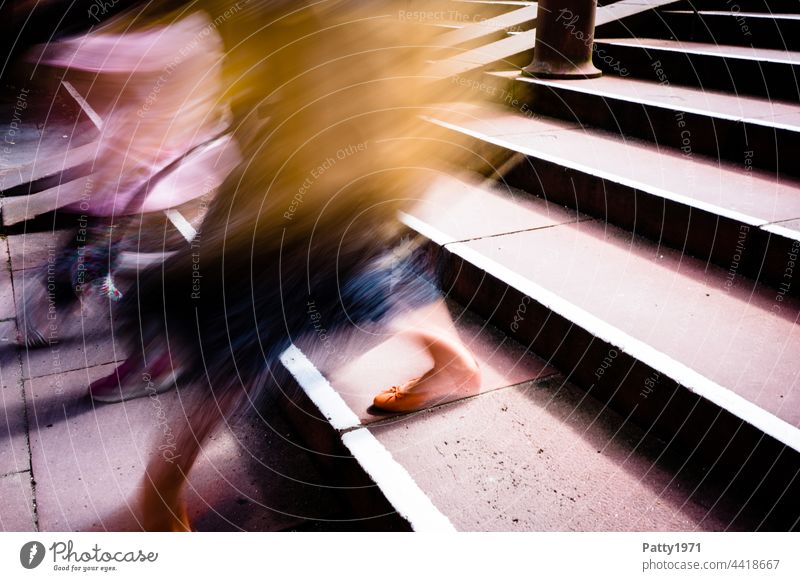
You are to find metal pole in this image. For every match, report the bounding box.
[523,0,602,79]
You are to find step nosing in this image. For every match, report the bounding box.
[403,216,800,454]
[662,9,800,20]
[427,117,793,231]
[594,37,800,65]
[517,77,800,132]
[761,222,800,241]
[279,345,456,531]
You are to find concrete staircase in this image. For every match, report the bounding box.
[261,0,800,533]
[349,0,799,530]
[2,0,798,532]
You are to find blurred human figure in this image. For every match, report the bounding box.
[18,0,501,530]
[20,9,232,345]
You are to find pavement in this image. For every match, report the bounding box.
[0,82,354,532]
[0,230,362,531]
[0,226,370,531]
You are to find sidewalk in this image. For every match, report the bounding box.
[0,227,359,531]
[0,85,349,532]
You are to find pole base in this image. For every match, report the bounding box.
[522,60,602,80]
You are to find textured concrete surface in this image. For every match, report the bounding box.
[0,471,36,531]
[3,328,351,531]
[371,379,757,531]
[24,363,348,531]
[328,303,558,423]
[6,230,74,272]
[434,104,800,227]
[457,218,800,426]
[0,319,28,477]
[0,240,16,320]
[408,173,585,241]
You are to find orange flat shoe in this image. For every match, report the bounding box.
[372,328,482,412]
[373,377,423,412]
[372,363,481,413]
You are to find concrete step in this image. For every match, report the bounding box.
[278,269,789,530]
[594,37,800,100]
[439,1,800,74]
[502,73,800,177]
[276,295,557,531]
[0,83,98,197]
[659,9,800,50]
[369,375,781,530]
[428,101,800,292]
[400,174,800,529]
[452,0,537,19]
[430,0,679,77]
[670,0,800,13]
[436,3,538,48]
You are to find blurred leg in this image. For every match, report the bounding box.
[373,300,481,412]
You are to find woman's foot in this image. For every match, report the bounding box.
[372,330,481,413]
[89,351,180,403]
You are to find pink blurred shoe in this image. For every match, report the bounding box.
[89,351,180,403]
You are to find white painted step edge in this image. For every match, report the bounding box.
[425,117,800,243]
[400,211,800,455]
[279,344,457,532]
